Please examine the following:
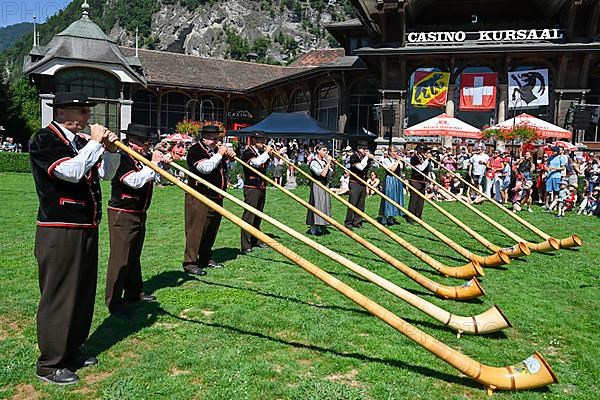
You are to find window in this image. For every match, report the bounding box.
[56,67,119,100]
[272,94,287,113]
[291,89,310,112]
[316,84,338,131]
[159,92,190,134]
[132,90,158,129]
[349,78,379,136]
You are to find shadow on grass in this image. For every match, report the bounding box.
[167,311,485,390]
[195,278,371,317]
[211,247,240,264]
[84,271,194,358]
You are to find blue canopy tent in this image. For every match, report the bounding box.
[228,112,337,139]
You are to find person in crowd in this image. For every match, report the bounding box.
[344,140,372,229]
[378,145,404,225]
[499,157,512,205]
[516,151,535,180]
[271,143,285,185]
[535,153,549,204]
[306,143,333,236]
[332,170,350,195]
[342,145,353,168]
[441,147,457,171]
[511,180,533,213]
[585,158,600,194]
[578,186,599,215]
[105,124,172,319]
[366,171,380,196]
[544,146,567,209]
[171,142,186,160]
[407,144,431,223]
[564,184,578,212]
[3,136,17,152]
[240,133,272,254]
[231,173,244,189]
[485,149,506,202]
[548,180,569,218]
[467,144,489,192]
[457,146,470,170]
[29,92,120,385]
[184,125,236,273]
[448,176,471,203]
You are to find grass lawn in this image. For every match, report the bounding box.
[0,171,598,399]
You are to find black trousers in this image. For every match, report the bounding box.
[105,209,146,312]
[184,194,223,267]
[344,181,366,227]
[35,226,98,376]
[241,187,266,250]
[408,180,427,218]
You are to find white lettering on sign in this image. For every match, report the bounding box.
[227,110,253,119]
[407,28,563,44]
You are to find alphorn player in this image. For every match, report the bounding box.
[306,143,333,236]
[406,143,431,224]
[184,125,236,274]
[344,140,373,229]
[105,124,172,318]
[378,145,404,226]
[240,132,272,254]
[29,92,120,385]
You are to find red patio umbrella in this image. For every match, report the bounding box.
[404,113,482,139]
[487,113,572,140]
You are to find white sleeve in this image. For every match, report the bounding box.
[416,160,430,171]
[250,151,271,167]
[195,153,223,174]
[98,151,121,181]
[309,160,324,176]
[53,140,105,183]
[122,165,156,189]
[354,155,370,171]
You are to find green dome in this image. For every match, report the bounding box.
[56,15,113,42]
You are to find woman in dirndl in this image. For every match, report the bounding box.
[378,145,404,225]
[306,143,333,235]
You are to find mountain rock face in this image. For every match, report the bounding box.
[106,0,353,64]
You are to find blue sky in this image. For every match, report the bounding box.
[1,0,70,28]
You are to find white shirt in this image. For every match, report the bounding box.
[53,123,120,183]
[195,145,224,174]
[123,165,156,189]
[354,155,370,171]
[469,153,489,176]
[309,158,331,177]
[249,146,271,167]
[381,156,402,171]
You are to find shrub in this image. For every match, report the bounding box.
[0,152,30,172]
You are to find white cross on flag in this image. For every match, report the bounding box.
[459,72,497,111]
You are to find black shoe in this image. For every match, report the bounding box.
[206,260,224,268]
[36,368,79,385]
[183,265,207,276]
[139,293,157,302]
[111,309,133,320]
[241,248,253,255]
[389,219,396,226]
[67,355,98,369]
[256,243,269,249]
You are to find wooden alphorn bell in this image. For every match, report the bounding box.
[169,161,510,336]
[115,141,557,394]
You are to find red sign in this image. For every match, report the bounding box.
[459,72,497,111]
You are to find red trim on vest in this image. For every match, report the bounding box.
[120,193,140,200]
[120,170,136,183]
[37,221,98,228]
[47,157,72,177]
[47,123,70,146]
[59,197,86,206]
[107,206,146,214]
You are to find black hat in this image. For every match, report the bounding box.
[201,125,221,135]
[48,92,97,108]
[121,123,153,138]
[416,144,429,152]
[248,131,266,138]
[356,139,369,148]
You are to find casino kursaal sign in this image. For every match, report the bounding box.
[407,29,564,44]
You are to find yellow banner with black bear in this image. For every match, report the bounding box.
[411,71,450,108]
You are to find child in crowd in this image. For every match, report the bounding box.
[549,181,569,218]
[564,185,578,211]
[578,186,600,216]
[511,180,533,213]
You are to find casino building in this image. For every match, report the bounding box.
[25,0,600,148]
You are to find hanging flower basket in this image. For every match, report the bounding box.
[482,125,538,142]
[176,120,226,137]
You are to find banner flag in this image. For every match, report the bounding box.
[411,71,450,108]
[508,68,549,108]
[459,72,497,111]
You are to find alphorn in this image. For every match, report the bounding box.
[301,155,509,267]
[431,158,581,250]
[117,141,558,394]
[170,161,510,336]
[377,158,530,258]
[267,155,489,275]
[235,156,484,299]
[403,161,555,253]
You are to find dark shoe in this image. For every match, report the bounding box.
[36,368,79,385]
[206,260,224,268]
[140,293,157,302]
[241,248,253,255]
[184,265,207,276]
[388,219,397,226]
[111,309,133,320]
[67,355,98,369]
[256,243,269,249]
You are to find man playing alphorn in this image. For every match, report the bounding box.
[105,124,172,318]
[407,144,431,223]
[29,92,120,385]
[344,140,373,229]
[184,125,236,274]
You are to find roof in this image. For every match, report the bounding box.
[325,19,364,29]
[119,47,311,93]
[230,112,337,138]
[56,14,113,42]
[288,48,346,67]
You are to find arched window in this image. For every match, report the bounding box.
[316,83,338,130]
[272,94,287,113]
[56,67,119,99]
[349,78,379,136]
[132,90,158,129]
[160,92,190,134]
[227,98,255,129]
[291,89,310,112]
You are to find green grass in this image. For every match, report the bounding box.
[0,172,598,399]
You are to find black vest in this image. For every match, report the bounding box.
[349,152,370,184]
[309,158,330,185]
[242,146,268,189]
[108,152,153,212]
[29,122,103,228]
[410,154,431,182]
[187,142,228,198]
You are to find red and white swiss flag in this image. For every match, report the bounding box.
[459,72,497,111]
